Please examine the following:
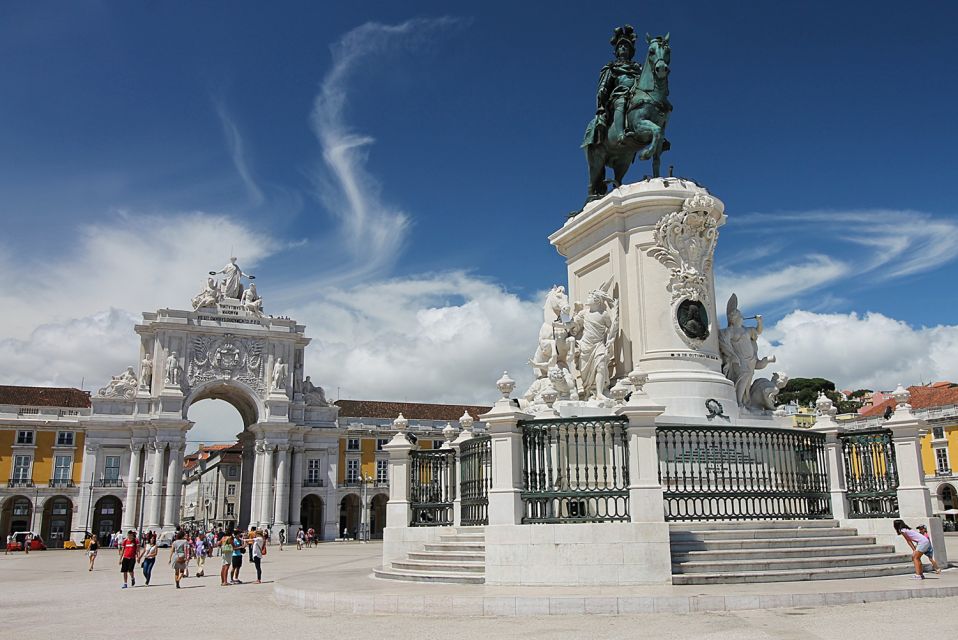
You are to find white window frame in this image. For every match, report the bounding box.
[227,483,236,496]
[227,465,238,478]
[225,502,235,516]
[347,438,360,451]
[307,459,322,484]
[16,430,35,445]
[377,438,389,451]
[346,459,359,483]
[53,455,72,481]
[935,447,950,473]
[376,459,388,484]
[103,456,121,481]
[12,455,32,482]
[56,431,75,446]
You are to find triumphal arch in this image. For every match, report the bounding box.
[78,259,340,540]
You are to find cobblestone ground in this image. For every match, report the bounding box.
[1,542,956,639]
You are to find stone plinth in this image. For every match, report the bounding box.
[550,179,738,420]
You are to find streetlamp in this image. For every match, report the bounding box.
[136,477,154,541]
[359,473,374,543]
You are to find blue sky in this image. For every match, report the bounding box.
[2,1,958,410]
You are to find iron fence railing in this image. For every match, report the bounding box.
[519,417,630,524]
[460,435,491,526]
[656,425,831,521]
[409,448,455,526]
[840,429,899,518]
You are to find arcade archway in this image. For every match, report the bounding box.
[0,495,32,537]
[370,494,388,539]
[41,496,73,548]
[300,494,324,539]
[92,495,122,545]
[339,494,360,539]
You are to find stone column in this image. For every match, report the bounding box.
[289,447,305,531]
[884,387,934,518]
[273,444,290,530]
[147,440,166,530]
[259,444,275,526]
[121,442,142,531]
[163,443,184,528]
[249,441,264,527]
[75,443,99,542]
[812,395,849,520]
[481,375,531,526]
[382,414,414,559]
[615,371,667,523]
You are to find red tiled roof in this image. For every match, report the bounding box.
[335,399,491,421]
[860,383,958,417]
[0,385,91,408]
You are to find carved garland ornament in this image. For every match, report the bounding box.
[647,194,722,305]
[187,334,266,396]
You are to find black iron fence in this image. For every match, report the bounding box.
[519,417,630,524]
[656,425,831,521]
[460,435,491,526]
[409,448,455,526]
[840,429,899,518]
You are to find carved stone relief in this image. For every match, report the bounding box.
[187,333,266,396]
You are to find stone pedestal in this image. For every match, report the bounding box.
[550,179,738,420]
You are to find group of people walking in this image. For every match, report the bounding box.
[85,525,273,588]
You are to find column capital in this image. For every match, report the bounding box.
[293,445,306,454]
[85,443,99,454]
[151,440,167,451]
[130,438,148,451]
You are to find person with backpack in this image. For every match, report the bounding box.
[251,528,268,583]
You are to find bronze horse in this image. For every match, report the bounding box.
[583,35,672,202]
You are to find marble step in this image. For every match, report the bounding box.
[373,567,485,584]
[408,551,486,562]
[424,543,486,553]
[673,553,911,574]
[670,527,860,541]
[441,533,485,541]
[392,559,485,573]
[668,519,839,531]
[671,562,915,585]
[670,535,878,551]
[672,544,897,562]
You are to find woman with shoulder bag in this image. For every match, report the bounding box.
[169,530,189,589]
[251,529,267,583]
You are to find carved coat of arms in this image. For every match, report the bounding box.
[188,334,266,395]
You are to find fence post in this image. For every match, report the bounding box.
[812,393,849,519]
[383,413,415,529]
[884,386,934,518]
[449,412,475,527]
[614,369,666,523]
[480,372,531,526]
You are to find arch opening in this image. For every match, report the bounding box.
[299,495,324,542]
[41,496,73,548]
[92,495,122,546]
[370,494,388,539]
[339,494,361,540]
[1,495,33,537]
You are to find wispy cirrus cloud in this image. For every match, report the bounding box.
[308,18,461,280]
[214,101,265,207]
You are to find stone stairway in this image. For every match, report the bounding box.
[374,530,485,584]
[670,520,914,584]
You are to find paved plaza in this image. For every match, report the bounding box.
[2,540,957,639]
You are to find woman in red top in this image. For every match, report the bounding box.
[118,530,139,589]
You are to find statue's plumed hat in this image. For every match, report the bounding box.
[610,25,637,51]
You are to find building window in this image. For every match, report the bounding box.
[376,459,388,484]
[347,438,360,451]
[13,498,30,516]
[53,455,72,482]
[56,431,75,446]
[52,499,69,515]
[936,448,950,473]
[227,483,236,496]
[933,426,945,439]
[227,466,238,478]
[377,438,389,451]
[12,455,31,482]
[225,502,235,516]
[16,431,34,445]
[307,459,322,484]
[104,456,121,482]
[346,459,359,483]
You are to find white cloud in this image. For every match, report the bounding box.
[716,254,849,313]
[308,18,459,280]
[762,310,958,391]
[215,102,265,207]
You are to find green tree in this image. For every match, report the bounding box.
[777,377,836,407]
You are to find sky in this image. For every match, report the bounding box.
[1,2,957,442]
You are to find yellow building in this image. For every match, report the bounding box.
[0,386,91,546]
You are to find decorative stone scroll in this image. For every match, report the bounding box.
[648,194,722,305]
[187,334,266,395]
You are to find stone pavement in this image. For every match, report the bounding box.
[1,542,957,639]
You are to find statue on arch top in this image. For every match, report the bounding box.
[210,257,255,300]
[191,277,222,310]
[582,25,672,203]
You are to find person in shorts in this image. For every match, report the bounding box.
[894,519,932,579]
[88,535,98,571]
[118,530,139,588]
[915,524,943,574]
[230,529,246,584]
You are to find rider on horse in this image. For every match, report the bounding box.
[582,25,642,150]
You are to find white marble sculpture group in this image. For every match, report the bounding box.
[191,256,264,316]
[521,282,620,413]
